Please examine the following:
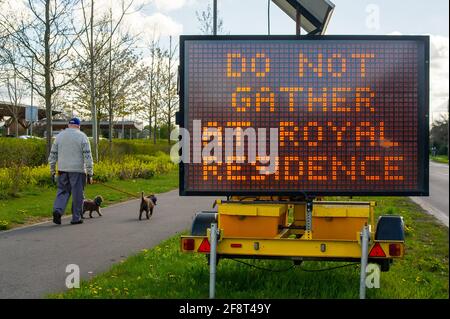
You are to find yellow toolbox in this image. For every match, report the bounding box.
[312,203,369,240]
[218,203,288,238]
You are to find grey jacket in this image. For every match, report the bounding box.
[48,128,94,176]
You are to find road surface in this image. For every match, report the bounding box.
[411,161,449,227]
[0,189,218,299]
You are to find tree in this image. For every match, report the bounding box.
[162,36,178,144]
[152,47,166,144]
[138,42,167,144]
[68,18,111,125]
[106,9,142,150]
[76,0,137,161]
[139,40,159,141]
[0,43,28,137]
[0,0,84,156]
[196,2,224,35]
[106,39,141,143]
[430,102,449,156]
[69,13,141,145]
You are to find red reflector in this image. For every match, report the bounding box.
[369,242,386,257]
[198,238,211,252]
[182,238,195,251]
[230,243,242,248]
[389,243,402,256]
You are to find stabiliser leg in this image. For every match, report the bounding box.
[209,222,218,299]
[359,224,370,299]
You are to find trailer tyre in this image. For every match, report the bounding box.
[379,259,391,272]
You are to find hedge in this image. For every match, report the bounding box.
[0,153,176,199]
[0,138,47,167]
[98,139,172,160]
[93,153,176,182]
[0,137,172,168]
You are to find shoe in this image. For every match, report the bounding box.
[53,212,61,225]
[70,220,84,225]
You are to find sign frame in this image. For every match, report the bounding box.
[178,35,429,197]
[25,105,38,122]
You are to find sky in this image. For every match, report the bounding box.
[1,0,448,119]
[137,0,449,118]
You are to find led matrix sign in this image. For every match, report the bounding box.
[179,36,429,196]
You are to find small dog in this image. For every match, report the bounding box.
[81,195,103,218]
[139,192,157,220]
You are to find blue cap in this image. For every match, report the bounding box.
[69,117,81,126]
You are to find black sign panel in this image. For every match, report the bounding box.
[178,35,429,196]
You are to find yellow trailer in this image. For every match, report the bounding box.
[180,198,405,298]
[176,17,428,299]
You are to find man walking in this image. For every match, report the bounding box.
[48,118,94,225]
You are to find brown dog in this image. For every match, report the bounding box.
[139,192,157,220]
[81,195,103,218]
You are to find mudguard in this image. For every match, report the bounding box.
[375,216,405,241]
[191,211,218,236]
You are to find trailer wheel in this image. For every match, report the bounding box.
[377,259,391,272]
[190,211,218,236]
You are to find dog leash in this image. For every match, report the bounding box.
[92,181,141,198]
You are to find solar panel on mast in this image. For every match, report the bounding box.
[271,0,335,35]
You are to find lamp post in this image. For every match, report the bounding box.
[30,57,34,136]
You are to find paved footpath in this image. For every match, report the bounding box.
[0,189,218,299]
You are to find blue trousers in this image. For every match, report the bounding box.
[53,172,86,222]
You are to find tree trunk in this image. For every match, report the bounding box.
[97,111,101,145]
[167,36,172,145]
[148,77,153,140]
[90,0,98,162]
[153,108,157,144]
[44,0,52,156]
[148,111,152,140]
[149,43,155,141]
[13,75,19,137]
[14,117,19,137]
[109,109,113,153]
[168,116,171,145]
[167,92,171,145]
[122,116,125,138]
[108,8,113,155]
[153,71,159,144]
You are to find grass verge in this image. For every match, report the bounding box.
[431,155,449,164]
[0,169,178,231]
[51,196,449,299]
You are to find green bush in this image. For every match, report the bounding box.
[98,139,172,161]
[0,137,172,167]
[94,153,175,182]
[0,153,176,199]
[0,164,53,199]
[0,220,9,231]
[0,138,46,167]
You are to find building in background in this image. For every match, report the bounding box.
[1,101,143,139]
[0,101,60,137]
[43,119,144,139]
